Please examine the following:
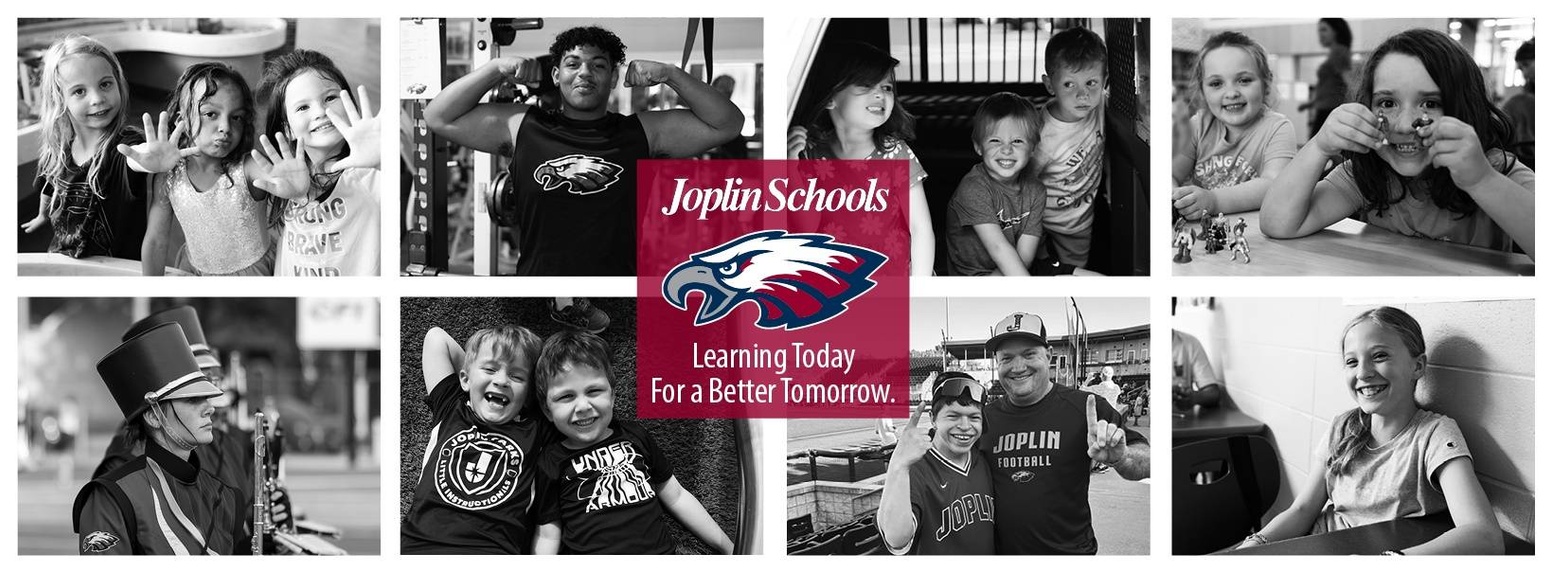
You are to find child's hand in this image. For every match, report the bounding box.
[328,85,381,171]
[623,60,677,88]
[787,126,809,159]
[20,215,48,233]
[1172,186,1216,220]
[493,56,541,85]
[1422,115,1494,190]
[1312,103,1384,157]
[250,133,311,198]
[117,112,197,173]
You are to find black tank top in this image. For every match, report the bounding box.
[507,110,649,276]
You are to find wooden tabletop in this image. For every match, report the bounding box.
[1172,211,1534,276]
[1174,406,1267,441]
[1225,513,1453,555]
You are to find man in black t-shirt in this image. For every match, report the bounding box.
[425,25,744,276]
[979,312,1149,555]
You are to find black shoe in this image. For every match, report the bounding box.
[550,298,610,334]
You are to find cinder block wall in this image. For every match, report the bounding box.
[1174,298,1534,541]
[399,298,745,554]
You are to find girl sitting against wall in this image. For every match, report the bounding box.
[1236,306,1502,554]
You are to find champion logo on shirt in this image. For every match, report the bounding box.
[434,427,524,510]
[533,154,623,195]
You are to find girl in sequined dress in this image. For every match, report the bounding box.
[127,63,274,276]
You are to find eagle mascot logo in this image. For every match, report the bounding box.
[533,154,623,195]
[662,230,887,330]
[82,530,119,552]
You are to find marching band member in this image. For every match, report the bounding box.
[73,323,249,555]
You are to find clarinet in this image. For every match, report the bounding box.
[252,412,269,555]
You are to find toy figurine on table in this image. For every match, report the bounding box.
[1173,219,1195,263]
[1232,217,1248,238]
[1229,223,1250,263]
[1202,213,1228,254]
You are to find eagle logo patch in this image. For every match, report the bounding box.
[662,230,887,331]
[533,154,623,195]
[82,531,119,553]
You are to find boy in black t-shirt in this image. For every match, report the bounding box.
[402,325,548,554]
[531,331,733,554]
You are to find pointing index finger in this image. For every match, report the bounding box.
[1086,395,1099,437]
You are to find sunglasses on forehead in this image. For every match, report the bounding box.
[933,372,986,404]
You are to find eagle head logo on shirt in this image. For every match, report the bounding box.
[533,154,623,195]
[83,531,119,553]
[662,230,886,330]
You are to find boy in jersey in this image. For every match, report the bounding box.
[877,371,996,555]
[531,330,733,554]
[980,312,1149,554]
[402,325,547,554]
[425,25,744,276]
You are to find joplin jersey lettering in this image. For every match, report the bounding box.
[980,384,1147,554]
[535,420,675,554]
[401,373,546,554]
[887,448,995,555]
[508,111,649,276]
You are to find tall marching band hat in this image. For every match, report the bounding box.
[97,323,223,420]
[986,312,1048,352]
[123,305,221,371]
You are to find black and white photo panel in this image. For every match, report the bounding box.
[1169,18,1534,277]
[785,18,1151,277]
[18,18,384,277]
[17,297,382,555]
[788,296,1150,555]
[1171,296,1532,554]
[400,18,764,277]
[399,297,758,555]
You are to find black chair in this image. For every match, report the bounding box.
[840,522,883,555]
[788,514,815,540]
[788,527,846,555]
[1173,434,1281,554]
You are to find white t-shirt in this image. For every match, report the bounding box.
[275,168,380,276]
[1181,109,1297,190]
[1317,408,1471,532]
[1325,153,1534,252]
[1035,95,1106,234]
